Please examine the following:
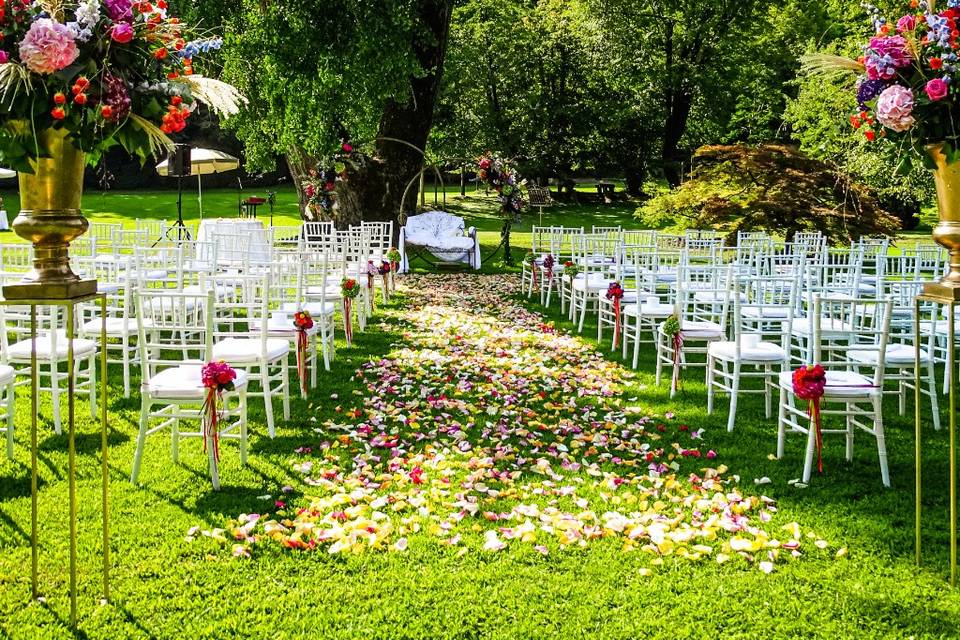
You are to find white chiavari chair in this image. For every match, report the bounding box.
[131,289,248,489]
[0,309,20,459]
[656,263,731,397]
[776,296,893,486]
[6,304,97,434]
[707,275,794,431]
[207,272,289,438]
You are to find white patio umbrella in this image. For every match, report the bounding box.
[156,148,240,217]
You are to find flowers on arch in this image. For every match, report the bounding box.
[0,0,245,171]
[477,152,526,216]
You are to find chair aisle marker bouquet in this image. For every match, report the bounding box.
[201,360,237,488]
[293,310,313,397]
[792,364,827,473]
[341,278,361,345]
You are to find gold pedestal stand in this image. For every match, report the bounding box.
[2,289,110,626]
[916,283,960,585]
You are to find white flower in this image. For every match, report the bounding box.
[69,0,101,43]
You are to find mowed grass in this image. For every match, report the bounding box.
[0,187,959,637]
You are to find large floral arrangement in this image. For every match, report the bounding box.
[302,167,337,217]
[816,1,960,164]
[0,0,245,171]
[477,152,526,216]
[301,141,355,221]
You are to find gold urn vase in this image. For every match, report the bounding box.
[3,128,96,300]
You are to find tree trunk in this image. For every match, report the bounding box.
[334,0,454,242]
[624,167,646,197]
[662,87,693,187]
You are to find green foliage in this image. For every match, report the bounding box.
[433,0,609,178]
[214,0,427,171]
[637,143,901,243]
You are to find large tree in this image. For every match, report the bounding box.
[432,0,611,187]
[218,0,454,229]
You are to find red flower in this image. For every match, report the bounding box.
[73,93,87,106]
[849,115,862,129]
[153,47,168,60]
[865,130,876,141]
[53,92,66,105]
[50,106,65,120]
[792,364,826,401]
[931,57,944,69]
[341,142,353,152]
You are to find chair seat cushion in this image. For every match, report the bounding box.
[82,317,154,336]
[708,340,787,362]
[741,305,792,319]
[786,317,853,336]
[660,319,723,339]
[778,369,878,398]
[572,275,610,291]
[280,301,337,316]
[212,337,290,363]
[850,344,930,365]
[623,301,674,317]
[183,284,233,299]
[146,364,248,399]
[8,334,97,360]
[97,281,123,294]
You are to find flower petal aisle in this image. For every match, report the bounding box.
[204,275,838,571]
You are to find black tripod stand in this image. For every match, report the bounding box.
[163,172,192,242]
[159,144,193,244]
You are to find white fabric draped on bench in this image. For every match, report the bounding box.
[398,211,481,272]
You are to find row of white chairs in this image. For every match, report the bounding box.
[524,227,949,488]
[0,220,397,489]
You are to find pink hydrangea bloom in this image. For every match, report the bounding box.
[876,84,915,132]
[926,77,949,101]
[18,18,79,75]
[869,36,912,67]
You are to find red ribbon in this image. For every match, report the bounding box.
[671,331,684,390]
[613,298,622,349]
[202,387,221,463]
[808,398,823,474]
[343,298,353,345]
[296,327,308,396]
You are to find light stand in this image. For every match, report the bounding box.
[163,143,192,243]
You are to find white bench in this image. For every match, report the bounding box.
[398,211,481,272]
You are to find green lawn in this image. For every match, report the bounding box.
[0,188,958,638]
[1,268,959,638]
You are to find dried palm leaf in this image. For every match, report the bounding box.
[40,0,65,21]
[176,75,247,117]
[0,63,33,105]
[799,53,864,77]
[129,113,174,157]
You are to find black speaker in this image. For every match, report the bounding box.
[169,144,192,177]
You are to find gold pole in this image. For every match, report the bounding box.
[30,305,38,599]
[915,297,922,566]
[100,294,110,601]
[950,301,957,587]
[66,303,77,626]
